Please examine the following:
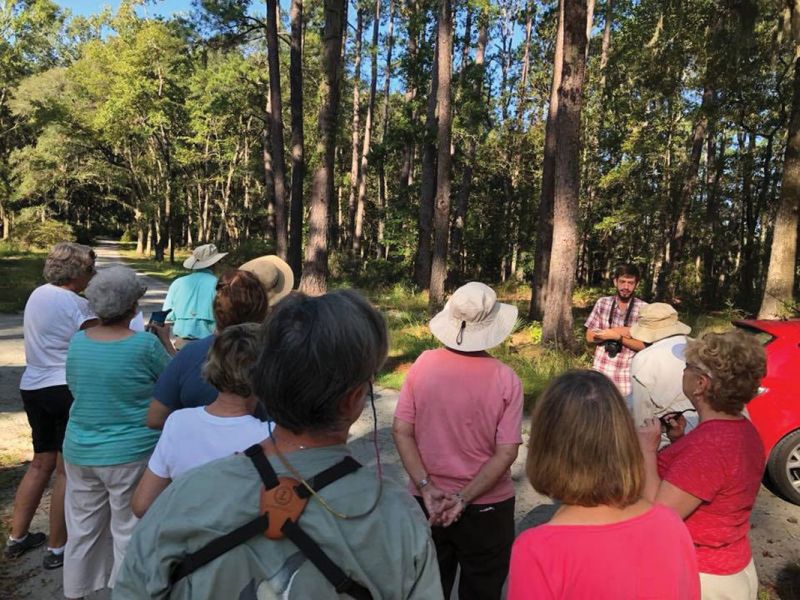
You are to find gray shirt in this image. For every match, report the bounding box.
[114,445,443,599]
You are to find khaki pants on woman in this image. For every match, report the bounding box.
[700,559,758,600]
[63,458,147,599]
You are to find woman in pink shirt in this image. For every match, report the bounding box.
[508,370,699,600]
[638,331,767,600]
[393,282,523,599]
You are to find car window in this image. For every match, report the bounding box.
[734,325,775,346]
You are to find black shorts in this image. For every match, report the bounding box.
[20,385,74,454]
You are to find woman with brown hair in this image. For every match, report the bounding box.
[638,330,767,600]
[145,258,291,429]
[132,323,273,517]
[508,370,699,600]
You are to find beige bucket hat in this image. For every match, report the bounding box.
[239,255,294,305]
[429,282,518,352]
[630,302,691,344]
[183,244,228,270]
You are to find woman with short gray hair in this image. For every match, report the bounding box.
[43,242,97,286]
[116,290,444,599]
[62,266,173,599]
[6,242,97,569]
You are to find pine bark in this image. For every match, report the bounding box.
[656,11,722,300]
[299,0,347,295]
[428,0,454,311]
[530,0,565,320]
[759,54,800,318]
[266,0,289,260]
[541,0,588,349]
[377,0,396,259]
[347,10,364,247]
[353,0,382,253]
[413,27,440,289]
[288,0,305,280]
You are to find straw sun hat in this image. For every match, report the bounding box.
[429,282,518,352]
[183,244,228,270]
[630,302,691,344]
[239,255,294,305]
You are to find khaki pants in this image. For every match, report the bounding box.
[63,458,147,599]
[700,559,758,600]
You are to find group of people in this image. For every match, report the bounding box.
[5,245,768,600]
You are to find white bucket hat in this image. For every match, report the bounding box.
[239,255,294,305]
[183,244,228,270]
[429,282,518,352]
[630,302,691,344]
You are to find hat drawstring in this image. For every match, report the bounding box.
[456,320,466,346]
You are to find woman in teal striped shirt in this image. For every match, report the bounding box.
[63,266,174,599]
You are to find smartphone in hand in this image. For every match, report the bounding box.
[148,309,172,326]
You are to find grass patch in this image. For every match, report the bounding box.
[368,285,745,411]
[367,284,589,411]
[0,243,46,312]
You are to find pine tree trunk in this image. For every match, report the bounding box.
[530,0,564,320]
[353,0,382,252]
[759,54,800,319]
[288,0,305,280]
[347,10,364,247]
[299,0,347,295]
[413,28,439,289]
[377,0,396,258]
[598,0,613,90]
[428,0,454,312]
[267,0,289,260]
[450,8,487,282]
[541,0,588,349]
[702,132,726,306]
[656,11,722,300]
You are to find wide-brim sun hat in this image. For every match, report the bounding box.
[429,282,518,352]
[183,244,228,270]
[239,255,294,305]
[630,302,691,344]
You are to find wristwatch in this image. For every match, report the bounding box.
[415,477,430,490]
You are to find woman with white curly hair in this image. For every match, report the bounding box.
[638,330,767,600]
[62,266,174,599]
[6,242,97,569]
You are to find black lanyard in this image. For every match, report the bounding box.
[608,297,635,328]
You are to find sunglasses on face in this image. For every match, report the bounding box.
[658,408,697,428]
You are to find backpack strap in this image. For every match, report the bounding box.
[169,444,372,600]
[281,519,373,600]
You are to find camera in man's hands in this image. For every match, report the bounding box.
[603,339,623,358]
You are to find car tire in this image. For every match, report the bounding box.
[767,430,800,506]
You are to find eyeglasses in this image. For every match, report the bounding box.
[684,362,713,378]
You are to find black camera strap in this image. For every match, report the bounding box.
[169,446,372,600]
[608,296,636,329]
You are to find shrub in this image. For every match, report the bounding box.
[12,216,74,250]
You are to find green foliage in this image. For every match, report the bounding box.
[0,251,45,312]
[11,207,73,249]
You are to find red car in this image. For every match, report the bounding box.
[734,319,800,505]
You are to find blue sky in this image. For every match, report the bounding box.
[57,0,194,19]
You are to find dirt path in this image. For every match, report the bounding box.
[0,242,168,599]
[2,243,800,598]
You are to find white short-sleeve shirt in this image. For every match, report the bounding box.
[148,407,273,479]
[21,284,96,390]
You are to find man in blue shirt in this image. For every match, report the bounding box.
[163,244,227,342]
